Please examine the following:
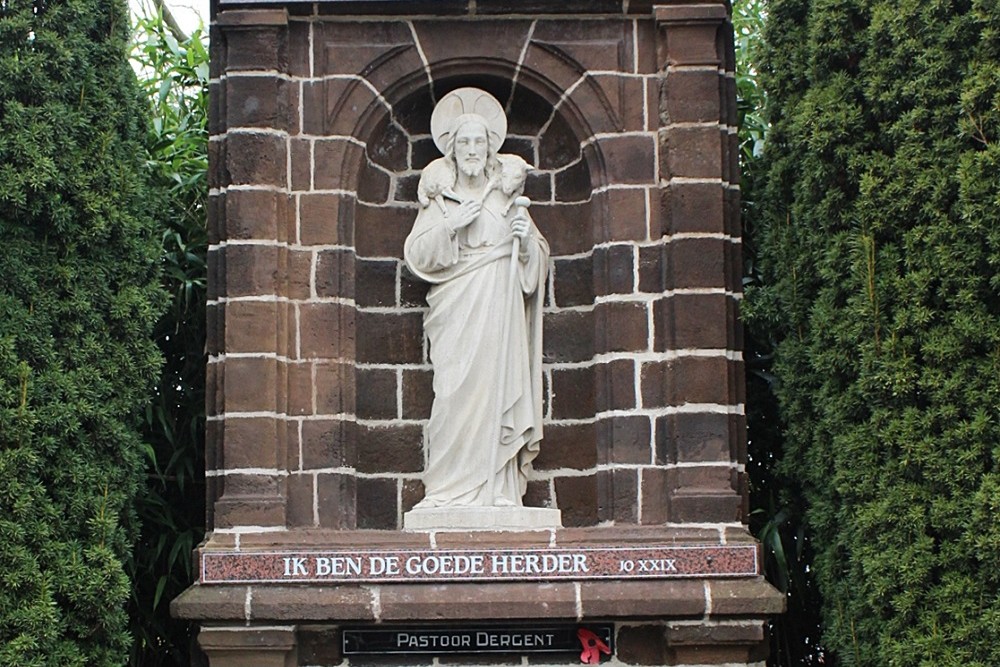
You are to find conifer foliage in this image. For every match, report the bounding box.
[750,0,1000,664]
[0,1,165,664]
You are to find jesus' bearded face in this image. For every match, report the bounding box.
[453,121,489,178]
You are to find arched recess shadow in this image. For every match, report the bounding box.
[342,57,622,528]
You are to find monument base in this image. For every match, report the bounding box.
[403,506,562,530]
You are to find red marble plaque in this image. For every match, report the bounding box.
[200,544,759,584]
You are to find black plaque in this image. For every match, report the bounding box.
[342,624,613,657]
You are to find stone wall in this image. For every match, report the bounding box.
[206,1,745,534]
[177,3,780,665]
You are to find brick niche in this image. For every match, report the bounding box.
[174,2,782,666]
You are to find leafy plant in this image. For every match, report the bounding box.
[0,1,166,664]
[126,6,208,666]
[750,0,1000,664]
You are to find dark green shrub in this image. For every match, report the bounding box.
[750,0,1000,664]
[0,1,165,665]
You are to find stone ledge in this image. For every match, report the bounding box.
[172,576,782,623]
[403,506,562,531]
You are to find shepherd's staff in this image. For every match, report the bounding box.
[489,195,532,505]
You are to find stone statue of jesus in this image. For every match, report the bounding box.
[403,88,550,515]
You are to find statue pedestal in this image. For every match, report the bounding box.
[404,506,562,531]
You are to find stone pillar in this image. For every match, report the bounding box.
[207,9,292,529]
[653,2,747,523]
[198,626,297,667]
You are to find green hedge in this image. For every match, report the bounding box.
[750,1,1000,664]
[0,2,165,664]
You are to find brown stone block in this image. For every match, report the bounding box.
[213,490,286,528]
[595,301,648,353]
[356,423,423,473]
[597,416,651,465]
[656,412,740,464]
[543,310,594,363]
[284,249,310,300]
[580,579,706,617]
[301,80,325,135]
[401,369,433,420]
[356,367,397,420]
[207,191,224,245]
[612,468,639,522]
[208,139,228,190]
[552,256,594,307]
[208,79,224,137]
[653,293,733,351]
[324,78,378,137]
[661,125,724,180]
[206,360,221,418]
[596,360,636,412]
[357,477,399,529]
[642,356,733,407]
[225,188,284,240]
[251,586,376,621]
[316,248,356,299]
[356,311,423,364]
[355,202,413,258]
[221,23,288,72]
[599,134,656,185]
[379,582,577,621]
[706,579,786,616]
[401,478,425,513]
[400,266,431,307]
[523,479,552,509]
[287,20,310,77]
[666,237,728,290]
[314,138,364,191]
[224,357,277,412]
[662,69,722,124]
[414,20,531,70]
[660,182,726,236]
[669,465,736,493]
[221,417,278,469]
[315,361,355,415]
[617,624,668,665]
[226,132,286,186]
[658,19,723,67]
[532,202,592,256]
[289,137,310,191]
[224,300,277,353]
[298,626,342,665]
[368,115,409,173]
[300,193,349,246]
[299,302,356,360]
[669,490,742,523]
[538,114,582,171]
[594,244,635,295]
[598,187,648,243]
[640,467,670,524]
[286,472,315,527]
[637,244,663,293]
[554,474,599,526]
[554,156,593,202]
[356,258,397,308]
[171,585,248,621]
[535,422,597,471]
[357,160,392,205]
[206,302,223,356]
[550,366,595,420]
[301,419,352,469]
[314,20,413,75]
[225,75,288,130]
[317,473,357,529]
[222,244,278,297]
